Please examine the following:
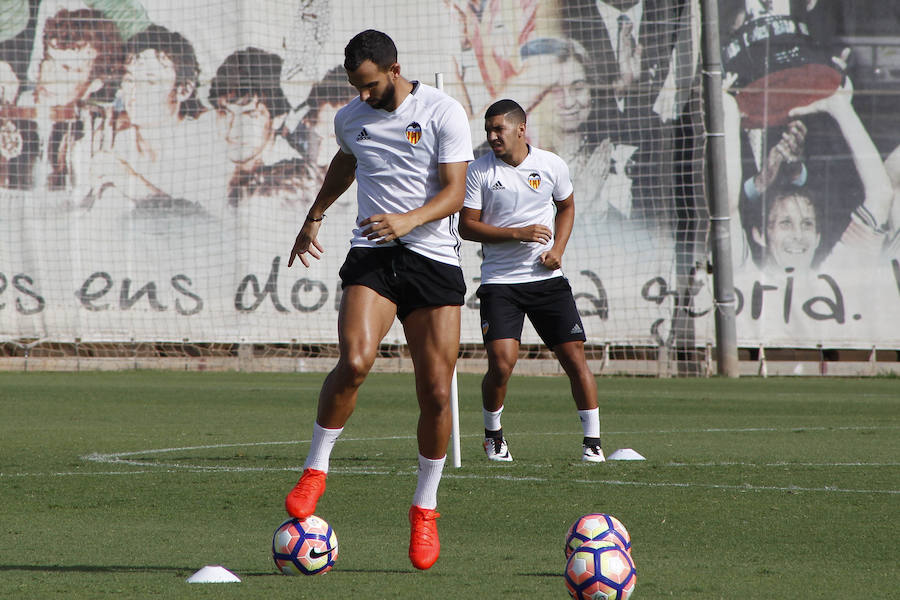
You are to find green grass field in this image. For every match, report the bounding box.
[1,372,897,599]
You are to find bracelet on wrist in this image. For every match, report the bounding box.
[306,214,325,222]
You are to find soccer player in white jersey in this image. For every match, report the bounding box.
[284,30,473,570]
[460,99,605,464]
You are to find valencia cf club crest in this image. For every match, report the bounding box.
[406,122,422,145]
[527,172,541,190]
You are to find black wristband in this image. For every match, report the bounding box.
[305,214,325,222]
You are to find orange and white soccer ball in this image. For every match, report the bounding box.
[272,515,338,575]
[564,540,636,600]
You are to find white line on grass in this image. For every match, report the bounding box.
[3,426,896,495]
[442,473,900,495]
[534,425,900,436]
[76,424,897,472]
[5,463,898,495]
[5,467,898,495]
[80,423,900,463]
[7,458,898,479]
[665,461,900,467]
[569,478,900,495]
[78,423,897,467]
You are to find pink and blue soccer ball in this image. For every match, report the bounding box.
[565,513,632,559]
[564,539,637,600]
[272,516,338,575]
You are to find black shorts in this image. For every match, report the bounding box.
[339,246,465,321]
[476,277,586,349]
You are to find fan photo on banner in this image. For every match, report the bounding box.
[1,0,899,353]
[718,0,900,346]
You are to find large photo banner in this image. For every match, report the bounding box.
[0,0,898,352]
[718,0,900,347]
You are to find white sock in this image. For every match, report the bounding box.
[578,408,601,439]
[412,454,445,510]
[303,422,343,473]
[483,406,504,432]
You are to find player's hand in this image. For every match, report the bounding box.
[614,19,642,96]
[779,120,807,160]
[515,224,553,244]
[359,212,416,244]
[831,47,852,74]
[90,152,159,201]
[287,223,324,268]
[788,76,854,118]
[539,249,563,270]
[754,120,808,192]
[721,71,738,94]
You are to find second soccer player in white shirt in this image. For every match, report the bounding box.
[460,98,605,463]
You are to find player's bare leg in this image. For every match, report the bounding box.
[482,338,519,412]
[405,304,459,458]
[555,340,604,462]
[554,340,598,411]
[286,286,397,518]
[402,304,460,570]
[481,338,519,461]
[317,285,397,427]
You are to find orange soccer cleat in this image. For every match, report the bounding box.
[284,468,327,519]
[408,505,441,570]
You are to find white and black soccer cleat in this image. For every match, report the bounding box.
[582,439,606,463]
[483,436,513,462]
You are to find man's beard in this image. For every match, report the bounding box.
[369,80,396,110]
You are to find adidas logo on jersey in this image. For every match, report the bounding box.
[570,323,583,335]
[356,128,371,141]
[490,180,505,190]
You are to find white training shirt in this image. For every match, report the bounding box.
[335,82,474,265]
[464,145,574,284]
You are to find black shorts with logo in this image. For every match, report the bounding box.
[476,277,586,349]
[339,246,465,321]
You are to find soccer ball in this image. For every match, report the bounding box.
[565,513,632,559]
[272,516,338,575]
[564,540,636,600]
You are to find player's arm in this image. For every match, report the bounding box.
[831,93,893,228]
[744,121,807,200]
[458,166,552,243]
[360,160,468,244]
[790,78,893,228]
[540,193,574,270]
[288,149,357,268]
[885,145,900,235]
[458,206,552,244]
[722,89,751,267]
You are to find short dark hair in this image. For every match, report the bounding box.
[305,65,356,116]
[208,47,291,118]
[125,24,202,118]
[343,29,397,72]
[485,99,526,124]
[43,8,124,102]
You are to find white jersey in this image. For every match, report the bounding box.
[335,82,474,265]
[464,146,574,283]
